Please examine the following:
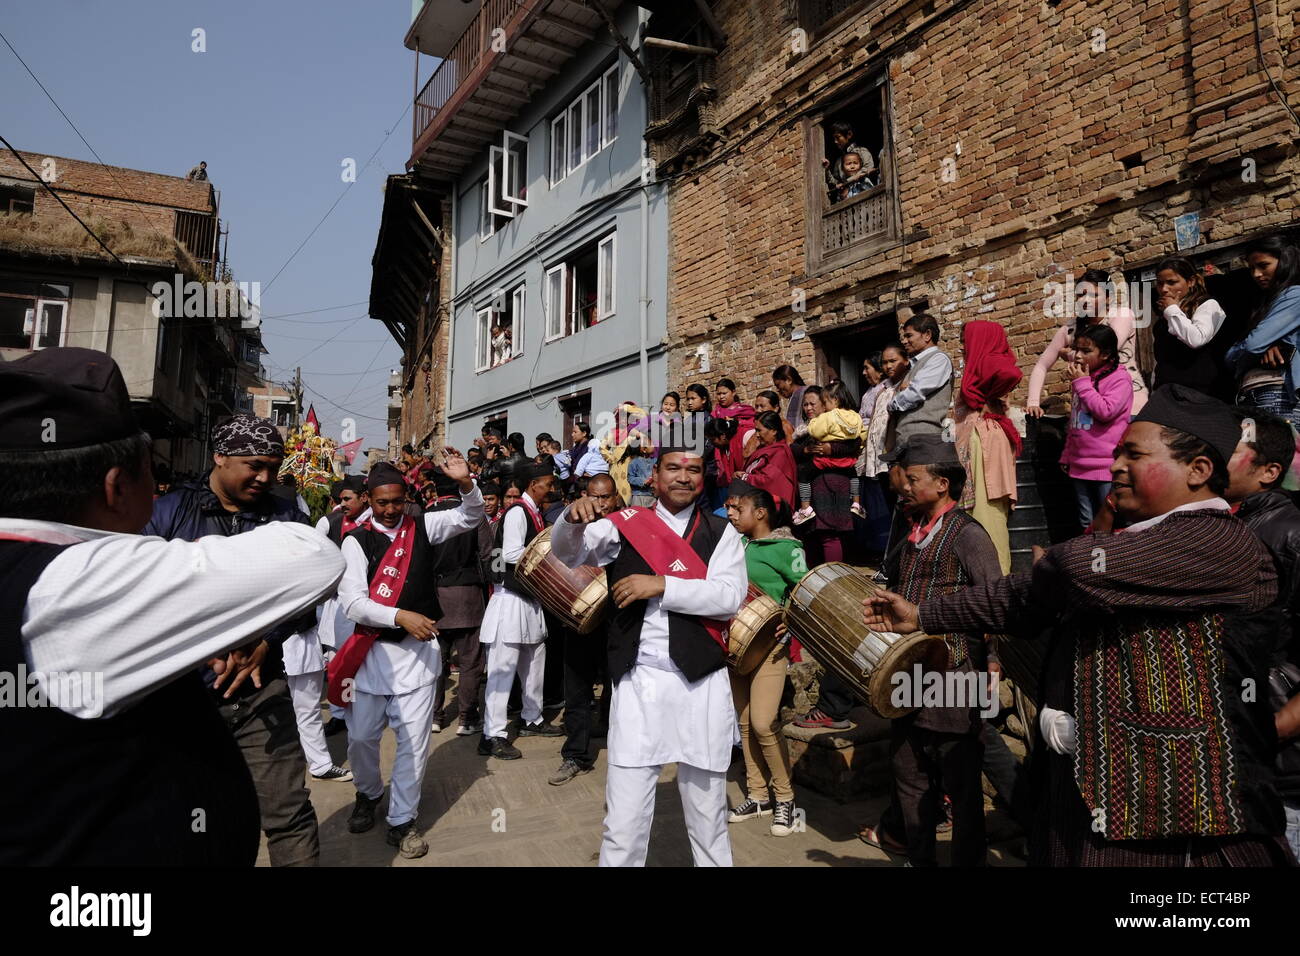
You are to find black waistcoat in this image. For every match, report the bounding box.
[426,497,485,589]
[346,519,442,641]
[606,506,730,683]
[1152,307,1243,402]
[325,510,351,546]
[497,501,544,596]
[0,540,259,865]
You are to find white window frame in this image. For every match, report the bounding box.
[544,264,567,342]
[474,306,493,371]
[502,131,529,207]
[602,65,618,148]
[510,285,525,357]
[597,234,616,321]
[478,180,492,241]
[550,113,567,186]
[487,147,517,218]
[583,82,601,164]
[566,100,583,175]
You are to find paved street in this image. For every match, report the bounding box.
[260,691,1027,867]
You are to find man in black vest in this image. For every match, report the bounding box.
[425,467,493,737]
[549,473,621,785]
[478,461,564,759]
[551,448,747,866]
[337,458,483,859]
[0,348,343,864]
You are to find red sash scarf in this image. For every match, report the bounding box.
[605,505,729,650]
[326,515,418,706]
[907,501,957,545]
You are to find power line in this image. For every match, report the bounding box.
[261,100,412,294]
[0,133,126,266]
[260,300,369,319]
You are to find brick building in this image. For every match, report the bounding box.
[651,0,1300,412]
[0,150,264,475]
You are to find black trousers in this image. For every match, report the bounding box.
[817,668,856,721]
[561,626,612,766]
[216,677,320,867]
[433,626,485,725]
[888,721,986,867]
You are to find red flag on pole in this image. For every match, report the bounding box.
[305,404,320,430]
[337,437,364,464]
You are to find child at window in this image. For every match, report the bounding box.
[837,151,872,201]
[491,322,510,366]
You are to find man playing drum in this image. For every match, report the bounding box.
[550,447,747,866]
[866,386,1295,866]
[862,435,1002,867]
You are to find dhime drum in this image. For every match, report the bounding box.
[514,527,610,634]
[783,562,948,719]
[725,584,783,675]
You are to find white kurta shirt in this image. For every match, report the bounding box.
[478,493,547,646]
[8,517,345,719]
[338,487,484,696]
[280,507,374,676]
[550,500,747,771]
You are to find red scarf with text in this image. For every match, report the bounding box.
[326,515,418,706]
[605,505,729,649]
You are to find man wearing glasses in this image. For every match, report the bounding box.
[549,474,623,784]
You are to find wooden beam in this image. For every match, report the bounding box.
[515,33,576,59]
[477,79,532,103]
[586,0,650,84]
[491,64,547,91]
[691,0,727,45]
[408,198,443,252]
[537,12,596,42]
[643,36,718,56]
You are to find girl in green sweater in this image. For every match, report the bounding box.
[725,481,808,837]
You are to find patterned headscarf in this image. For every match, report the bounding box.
[212,414,285,457]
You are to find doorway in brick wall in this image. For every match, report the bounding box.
[811,315,901,411]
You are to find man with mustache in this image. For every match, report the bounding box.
[865,385,1294,866]
[550,447,746,866]
[145,413,330,866]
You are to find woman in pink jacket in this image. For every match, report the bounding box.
[1060,323,1133,530]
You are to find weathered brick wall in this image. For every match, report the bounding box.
[1,150,214,248]
[664,0,1299,408]
[398,199,453,452]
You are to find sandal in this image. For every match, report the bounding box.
[858,823,907,854]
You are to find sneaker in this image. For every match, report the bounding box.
[850,501,867,518]
[457,720,483,737]
[548,758,593,786]
[478,736,522,760]
[348,792,383,833]
[728,798,772,823]
[312,764,354,783]
[770,800,796,837]
[792,505,816,526]
[386,821,429,860]
[518,720,564,737]
[793,708,851,730]
[935,794,954,834]
[430,721,442,735]
[323,717,347,738]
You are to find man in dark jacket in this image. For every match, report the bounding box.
[425,467,494,736]
[144,414,322,866]
[1228,406,1300,858]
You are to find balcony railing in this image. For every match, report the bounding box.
[821,185,889,253]
[413,0,527,145]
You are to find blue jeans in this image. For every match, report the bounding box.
[1240,383,1300,428]
[1072,478,1111,530]
[1286,800,1300,862]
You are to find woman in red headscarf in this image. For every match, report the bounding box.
[956,321,1023,572]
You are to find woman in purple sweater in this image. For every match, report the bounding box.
[1060,324,1134,530]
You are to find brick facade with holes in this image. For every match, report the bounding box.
[659,0,1300,412]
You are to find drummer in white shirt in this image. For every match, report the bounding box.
[550,446,746,866]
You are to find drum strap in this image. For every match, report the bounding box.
[327,515,418,706]
[606,506,729,650]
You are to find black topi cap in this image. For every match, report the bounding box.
[367,462,406,491]
[1134,384,1239,467]
[881,435,960,468]
[0,347,140,451]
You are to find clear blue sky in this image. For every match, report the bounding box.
[2,0,420,449]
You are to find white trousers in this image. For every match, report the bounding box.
[347,685,436,827]
[286,670,332,776]
[600,763,732,867]
[484,642,546,740]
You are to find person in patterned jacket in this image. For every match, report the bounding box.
[865,385,1295,866]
